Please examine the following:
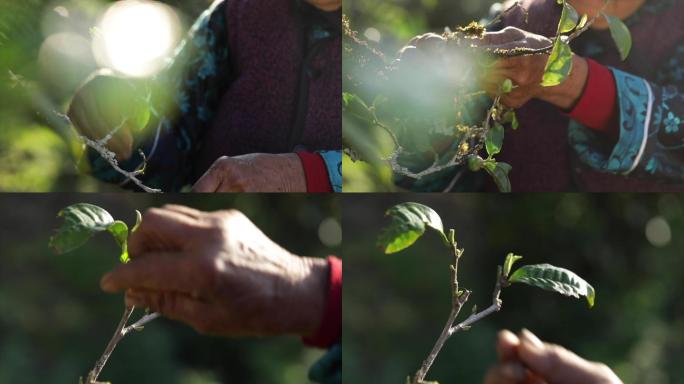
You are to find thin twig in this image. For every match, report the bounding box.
[412,263,506,384]
[79,135,161,193]
[122,312,161,336]
[86,306,135,383]
[449,266,504,335]
[86,307,161,383]
[412,245,469,384]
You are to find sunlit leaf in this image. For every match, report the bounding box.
[501,78,513,94]
[132,210,143,233]
[509,263,596,307]
[379,202,446,254]
[578,14,588,30]
[603,13,632,61]
[542,38,573,87]
[503,253,523,277]
[559,2,579,34]
[50,203,116,254]
[486,123,504,157]
[49,203,131,263]
[107,221,130,263]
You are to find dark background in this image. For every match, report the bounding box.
[343,194,684,384]
[0,193,340,384]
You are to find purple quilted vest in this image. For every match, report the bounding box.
[194,0,341,175]
[495,0,684,192]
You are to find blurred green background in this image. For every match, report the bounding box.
[0,0,213,192]
[343,0,500,192]
[343,194,684,383]
[0,194,341,384]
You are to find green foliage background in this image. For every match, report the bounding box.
[0,0,212,192]
[343,0,500,192]
[343,194,684,383]
[0,194,340,384]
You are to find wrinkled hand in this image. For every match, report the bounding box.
[478,27,588,110]
[68,71,142,161]
[484,329,623,384]
[100,205,329,337]
[192,153,307,193]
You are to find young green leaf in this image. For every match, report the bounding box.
[503,253,523,278]
[107,221,130,263]
[508,263,596,307]
[378,202,447,254]
[559,2,579,34]
[132,210,143,233]
[542,38,573,87]
[501,78,514,94]
[603,13,632,61]
[578,14,588,30]
[50,203,131,263]
[486,123,504,157]
[483,161,512,193]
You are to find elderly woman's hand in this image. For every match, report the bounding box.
[484,329,623,384]
[100,205,328,337]
[476,27,589,110]
[192,153,308,193]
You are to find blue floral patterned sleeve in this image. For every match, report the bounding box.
[318,150,342,192]
[570,68,684,180]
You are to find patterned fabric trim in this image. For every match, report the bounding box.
[318,150,342,192]
[569,69,652,174]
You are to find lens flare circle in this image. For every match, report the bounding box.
[93,0,180,77]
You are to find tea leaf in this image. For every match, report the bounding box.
[379,202,446,254]
[509,264,596,307]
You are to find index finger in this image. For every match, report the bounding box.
[100,252,201,294]
[497,329,521,362]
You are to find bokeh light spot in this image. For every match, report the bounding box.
[645,216,671,247]
[364,27,382,42]
[318,217,342,248]
[92,0,181,78]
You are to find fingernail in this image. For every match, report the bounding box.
[520,328,544,348]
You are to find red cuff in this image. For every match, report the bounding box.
[302,256,342,348]
[567,58,619,136]
[297,152,333,193]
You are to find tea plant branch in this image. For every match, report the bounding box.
[122,312,161,335]
[413,242,469,384]
[379,203,596,384]
[54,112,162,193]
[50,204,163,384]
[86,306,135,384]
[449,266,504,336]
